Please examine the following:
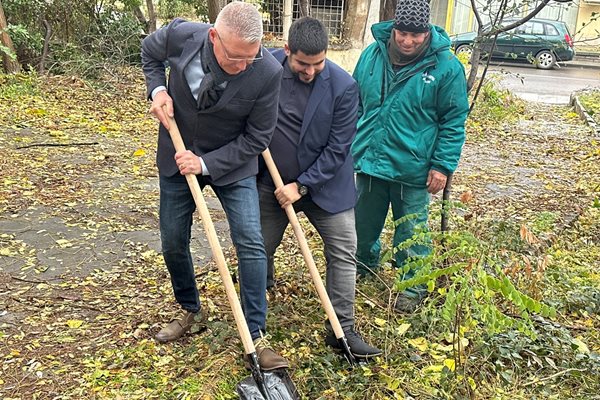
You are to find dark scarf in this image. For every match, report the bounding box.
[197,38,245,110]
[387,31,431,69]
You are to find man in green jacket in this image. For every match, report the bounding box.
[352,0,469,312]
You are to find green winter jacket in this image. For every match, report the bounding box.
[351,21,469,188]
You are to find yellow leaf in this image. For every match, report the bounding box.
[443,358,456,371]
[49,130,66,137]
[396,323,411,336]
[572,337,590,354]
[133,148,146,157]
[55,239,72,248]
[408,337,428,351]
[361,365,373,376]
[468,376,477,390]
[155,355,175,367]
[67,320,83,328]
[422,364,444,373]
[436,343,454,352]
[374,317,387,327]
[0,248,15,256]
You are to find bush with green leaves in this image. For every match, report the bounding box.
[3,0,144,76]
[375,199,599,396]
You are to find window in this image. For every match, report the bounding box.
[515,22,532,35]
[545,24,559,36]
[531,22,545,35]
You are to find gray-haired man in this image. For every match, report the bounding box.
[142,1,288,370]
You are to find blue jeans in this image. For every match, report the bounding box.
[354,174,431,297]
[160,173,267,340]
[258,182,357,329]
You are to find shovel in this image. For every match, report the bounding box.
[164,114,299,400]
[262,148,357,366]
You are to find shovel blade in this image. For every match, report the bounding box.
[237,369,300,400]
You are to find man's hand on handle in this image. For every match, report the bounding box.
[175,150,202,176]
[427,170,447,194]
[149,90,174,130]
[151,97,202,176]
[274,183,302,208]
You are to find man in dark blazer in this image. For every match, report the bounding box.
[142,1,288,370]
[258,17,382,359]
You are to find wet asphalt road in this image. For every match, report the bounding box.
[486,61,600,104]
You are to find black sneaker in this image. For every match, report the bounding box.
[325,327,382,359]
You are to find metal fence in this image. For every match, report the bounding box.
[246,0,346,43]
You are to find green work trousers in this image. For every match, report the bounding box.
[355,174,431,295]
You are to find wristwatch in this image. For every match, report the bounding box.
[295,182,308,196]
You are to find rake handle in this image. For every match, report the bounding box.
[165,114,255,356]
[262,148,346,341]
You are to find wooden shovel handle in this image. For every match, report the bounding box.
[262,148,346,340]
[165,114,255,355]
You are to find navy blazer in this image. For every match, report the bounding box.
[142,19,283,186]
[268,49,359,214]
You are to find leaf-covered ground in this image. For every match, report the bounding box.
[1,70,599,399]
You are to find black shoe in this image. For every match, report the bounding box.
[325,327,382,359]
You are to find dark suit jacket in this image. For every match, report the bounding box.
[142,19,283,186]
[268,49,359,214]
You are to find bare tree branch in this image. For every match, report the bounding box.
[470,0,483,31]
[486,0,552,36]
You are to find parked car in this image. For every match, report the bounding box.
[450,18,575,69]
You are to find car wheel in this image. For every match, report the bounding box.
[535,50,556,70]
[455,44,473,57]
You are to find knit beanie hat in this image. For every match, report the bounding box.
[393,0,430,33]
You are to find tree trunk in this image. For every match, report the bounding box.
[133,6,149,33]
[466,45,482,92]
[298,0,310,17]
[344,0,376,48]
[380,0,395,21]
[0,0,20,73]
[38,19,51,74]
[208,0,227,23]
[146,0,156,33]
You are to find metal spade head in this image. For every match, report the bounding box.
[237,368,300,400]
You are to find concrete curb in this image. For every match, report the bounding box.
[563,53,600,70]
[563,61,600,70]
[570,90,600,137]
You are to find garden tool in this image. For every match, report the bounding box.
[262,148,357,367]
[164,113,299,400]
[441,173,453,233]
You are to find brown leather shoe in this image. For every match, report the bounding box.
[244,336,289,371]
[155,310,205,343]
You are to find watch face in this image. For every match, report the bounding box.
[298,184,308,196]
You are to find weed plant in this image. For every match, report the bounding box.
[578,90,600,125]
[367,198,600,399]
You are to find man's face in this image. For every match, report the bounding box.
[393,29,430,56]
[284,45,326,84]
[209,28,262,75]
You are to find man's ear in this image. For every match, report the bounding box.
[208,27,217,45]
[284,43,291,57]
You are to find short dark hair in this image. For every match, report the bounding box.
[288,17,328,55]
